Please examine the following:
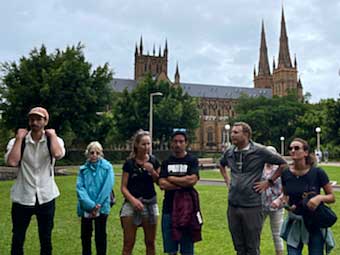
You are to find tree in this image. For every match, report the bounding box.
[114,74,200,144]
[295,98,340,158]
[232,94,306,149]
[0,43,114,146]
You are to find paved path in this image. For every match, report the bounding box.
[1,164,340,192]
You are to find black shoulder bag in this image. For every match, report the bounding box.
[302,168,337,231]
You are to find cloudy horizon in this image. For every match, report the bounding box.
[1,0,339,102]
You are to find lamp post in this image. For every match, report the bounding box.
[315,127,321,153]
[149,92,163,154]
[280,136,285,156]
[225,124,231,149]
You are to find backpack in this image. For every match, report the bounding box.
[21,135,54,176]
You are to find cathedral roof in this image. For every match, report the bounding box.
[112,78,272,99]
[181,82,271,99]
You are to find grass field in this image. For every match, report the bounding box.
[0,165,339,254]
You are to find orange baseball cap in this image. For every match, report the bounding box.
[28,107,49,122]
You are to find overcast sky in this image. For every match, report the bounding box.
[1,0,339,102]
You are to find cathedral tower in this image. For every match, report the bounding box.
[134,37,168,80]
[254,7,303,99]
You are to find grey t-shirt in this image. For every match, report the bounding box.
[220,141,286,207]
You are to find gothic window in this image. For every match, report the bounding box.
[207,127,213,143]
[144,63,147,72]
[203,108,207,115]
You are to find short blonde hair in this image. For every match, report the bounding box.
[85,141,104,158]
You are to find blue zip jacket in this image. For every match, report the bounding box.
[76,158,114,217]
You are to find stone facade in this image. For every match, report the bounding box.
[134,37,169,81]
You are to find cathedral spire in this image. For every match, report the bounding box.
[164,39,168,57]
[257,20,271,76]
[278,7,292,68]
[153,43,155,56]
[175,62,180,84]
[159,45,162,57]
[139,36,143,55]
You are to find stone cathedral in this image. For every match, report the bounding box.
[113,8,303,152]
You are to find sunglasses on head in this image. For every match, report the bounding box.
[288,145,303,151]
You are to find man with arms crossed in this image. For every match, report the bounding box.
[219,122,286,255]
[159,130,201,255]
[5,107,65,255]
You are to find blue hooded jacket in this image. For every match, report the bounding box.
[76,158,114,216]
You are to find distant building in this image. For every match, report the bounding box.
[113,7,302,152]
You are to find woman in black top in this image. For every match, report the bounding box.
[120,130,160,255]
[276,138,335,255]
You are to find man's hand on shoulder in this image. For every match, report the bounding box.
[16,129,28,139]
[45,129,57,137]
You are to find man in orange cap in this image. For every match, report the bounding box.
[5,106,65,255]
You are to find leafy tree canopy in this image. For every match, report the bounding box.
[0,43,114,146]
[114,74,200,143]
[232,93,306,149]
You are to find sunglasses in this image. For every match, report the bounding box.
[288,146,303,151]
[90,151,100,155]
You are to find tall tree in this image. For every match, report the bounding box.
[232,94,306,149]
[114,74,200,143]
[0,44,114,146]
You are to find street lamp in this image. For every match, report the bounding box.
[225,124,231,148]
[149,92,163,154]
[280,136,285,156]
[315,127,321,152]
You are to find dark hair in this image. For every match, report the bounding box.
[233,122,252,139]
[291,138,316,166]
[171,130,188,142]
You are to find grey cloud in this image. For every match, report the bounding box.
[1,0,339,102]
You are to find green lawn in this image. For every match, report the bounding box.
[0,168,339,254]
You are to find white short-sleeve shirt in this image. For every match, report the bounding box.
[5,131,66,206]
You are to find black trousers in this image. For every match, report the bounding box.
[81,214,108,255]
[11,199,55,255]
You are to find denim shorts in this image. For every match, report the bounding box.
[161,213,194,255]
[120,201,159,217]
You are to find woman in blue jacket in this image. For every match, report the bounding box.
[76,141,114,255]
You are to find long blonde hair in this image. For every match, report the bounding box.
[128,129,151,159]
